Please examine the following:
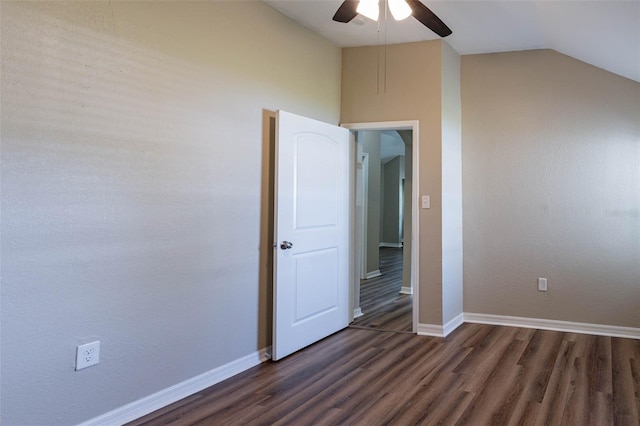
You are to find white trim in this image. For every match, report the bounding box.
[399,286,413,295]
[353,307,364,318]
[364,269,382,279]
[79,348,271,426]
[463,313,640,340]
[341,121,417,131]
[417,323,444,337]
[409,125,419,334]
[417,313,464,338]
[443,313,464,337]
[379,242,403,248]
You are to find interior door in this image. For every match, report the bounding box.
[273,110,350,361]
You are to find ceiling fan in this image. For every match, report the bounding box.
[332,0,452,38]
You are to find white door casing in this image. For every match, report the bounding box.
[342,120,420,333]
[272,110,350,361]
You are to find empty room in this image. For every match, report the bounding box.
[1,1,638,425]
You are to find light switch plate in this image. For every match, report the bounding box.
[421,195,430,209]
[537,278,548,292]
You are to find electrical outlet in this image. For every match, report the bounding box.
[76,341,100,370]
[537,278,548,292]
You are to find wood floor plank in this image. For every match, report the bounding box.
[352,247,412,332]
[562,355,589,425]
[388,370,469,424]
[511,401,540,426]
[332,339,443,421]
[612,337,640,424]
[241,342,389,423]
[633,357,640,419]
[456,349,525,424]
[534,337,576,426]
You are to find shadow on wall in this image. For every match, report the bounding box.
[259,110,276,349]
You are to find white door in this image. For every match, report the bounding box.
[273,110,350,361]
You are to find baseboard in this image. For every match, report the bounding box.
[443,313,465,337]
[399,286,413,295]
[417,313,465,338]
[354,307,364,318]
[463,313,640,340]
[80,347,271,426]
[417,323,444,337]
[379,242,403,248]
[364,270,382,279]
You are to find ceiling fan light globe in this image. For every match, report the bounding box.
[356,0,379,21]
[389,0,412,20]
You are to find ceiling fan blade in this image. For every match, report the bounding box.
[333,0,359,23]
[406,0,452,37]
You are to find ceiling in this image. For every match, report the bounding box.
[263,0,640,83]
[380,131,406,163]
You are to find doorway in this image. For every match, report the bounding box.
[343,121,420,334]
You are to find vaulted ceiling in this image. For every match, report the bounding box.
[264,0,640,83]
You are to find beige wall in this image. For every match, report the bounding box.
[462,50,640,328]
[0,1,341,424]
[342,41,462,326]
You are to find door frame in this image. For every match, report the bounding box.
[342,120,420,333]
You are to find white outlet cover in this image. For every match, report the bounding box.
[76,341,100,370]
[537,278,548,292]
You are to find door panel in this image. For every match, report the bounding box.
[293,248,338,323]
[273,110,350,361]
[294,135,339,229]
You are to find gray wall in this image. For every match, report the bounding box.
[358,131,382,275]
[381,155,405,245]
[462,50,640,327]
[0,2,341,424]
[441,43,464,326]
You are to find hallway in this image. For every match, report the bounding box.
[350,247,412,333]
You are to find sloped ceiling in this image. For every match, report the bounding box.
[263,0,640,82]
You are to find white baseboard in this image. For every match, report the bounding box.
[417,313,465,338]
[417,323,444,337]
[354,307,364,318]
[443,313,465,337]
[420,314,640,339]
[399,286,413,295]
[80,347,271,426]
[379,242,403,248]
[464,313,640,340]
[364,270,382,279]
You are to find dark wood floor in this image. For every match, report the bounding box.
[351,247,413,333]
[129,323,640,425]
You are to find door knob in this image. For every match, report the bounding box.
[280,241,293,250]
